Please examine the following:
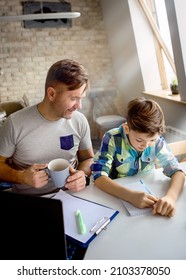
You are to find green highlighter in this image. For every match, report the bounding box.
[75,209,87,235]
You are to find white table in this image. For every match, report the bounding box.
[75,162,186,260]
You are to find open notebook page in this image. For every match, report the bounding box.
[121,180,154,216]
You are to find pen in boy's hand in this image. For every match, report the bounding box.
[75,209,86,235]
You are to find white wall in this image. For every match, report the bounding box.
[100,0,144,115]
[175,0,186,78]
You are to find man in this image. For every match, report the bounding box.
[0,59,94,195]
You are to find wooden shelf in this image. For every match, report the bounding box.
[143,90,186,105]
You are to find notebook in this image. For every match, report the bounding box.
[0,190,87,260]
[120,180,154,216]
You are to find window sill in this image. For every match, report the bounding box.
[143,90,186,105]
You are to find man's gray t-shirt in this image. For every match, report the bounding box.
[0,105,92,194]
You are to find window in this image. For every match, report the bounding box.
[154,0,176,86]
[139,0,176,90]
[139,0,186,102]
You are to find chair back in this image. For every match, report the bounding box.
[0,101,25,117]
[89,90,123,121]
[168,140,186,157]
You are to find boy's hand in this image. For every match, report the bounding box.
[130,191,158,209]
[152,195,176,217]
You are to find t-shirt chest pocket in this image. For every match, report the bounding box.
[60,135,74,150]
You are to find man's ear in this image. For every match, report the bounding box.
[123,123,129,134]
[47,87,56,101]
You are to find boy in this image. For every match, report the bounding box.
[91,97,185,217]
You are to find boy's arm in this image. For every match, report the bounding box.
[152,170,185,217]
[94,175,158,208]
[166,171,185,200]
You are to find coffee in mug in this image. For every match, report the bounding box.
[48,158,70,188]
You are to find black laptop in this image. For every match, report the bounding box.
[0,190,87,260]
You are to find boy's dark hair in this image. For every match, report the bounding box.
[45,59,89,93]
[127,97,165,136]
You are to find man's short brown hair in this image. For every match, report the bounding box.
[45,59,89,93]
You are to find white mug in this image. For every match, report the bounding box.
[48,158,70,188]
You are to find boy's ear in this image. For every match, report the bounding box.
[123,123,129,134]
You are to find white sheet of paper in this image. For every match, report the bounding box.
[121,180,154,216]
[52,190,118,244]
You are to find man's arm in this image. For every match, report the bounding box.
[65,147,94,191]
[0,155,24,183]
[0,155,48,188]
[77,147,94,176]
